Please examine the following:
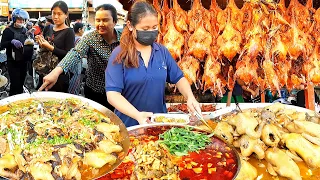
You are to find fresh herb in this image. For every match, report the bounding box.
[0,130,4,136]
[158,127,213,156]
[48,136,73,145]
[79,117,98,128]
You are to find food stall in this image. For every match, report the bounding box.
[109,0,320,179]
[0,0,320,179]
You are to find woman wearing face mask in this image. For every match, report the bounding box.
[0,8,33,95]
[105,1,201,127]
[38,4,120,111]
[35,0,75,92]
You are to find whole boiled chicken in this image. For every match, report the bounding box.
[265,148,301,180]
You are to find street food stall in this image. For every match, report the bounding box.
[1,0,320,179]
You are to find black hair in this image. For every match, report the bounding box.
[73,22,84,33]
[95,4,118,23]
[47,19,54,24]
[51,1,68,14]
[51,1,70,26]
[126,0,157,27]
[115,0,158,68]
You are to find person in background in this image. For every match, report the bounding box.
[106,1,201,127]
[0,8,33,95]
[34,17,46,36]
[35,0,75,92]
[26,22,35,39]
[43,15,54,39]
[38,4,120,111]
[68,22,84,94]
[292,85,320,108]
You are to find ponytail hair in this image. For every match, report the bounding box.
[114,0,157,68]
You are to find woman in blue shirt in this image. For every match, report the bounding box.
[106,1,201,127]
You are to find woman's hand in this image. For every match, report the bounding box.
[38,37,50,49]
[135,111,153,125]
[38,67,63,91]
[187,96,201,116]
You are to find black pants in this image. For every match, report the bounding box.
[84,85,114,111]
[7,60,27,96]
[37,74,69,93]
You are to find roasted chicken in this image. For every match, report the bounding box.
[163,11,184,61]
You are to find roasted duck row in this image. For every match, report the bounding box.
[154,0,320,96]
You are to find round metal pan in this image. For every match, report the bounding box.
[0,92,130,180]
[127,123,241,180]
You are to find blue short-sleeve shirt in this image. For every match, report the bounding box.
[106,43,184,127]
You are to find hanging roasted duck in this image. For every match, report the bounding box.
[202,50,226,96]
[187,18,213,61]
[172,0,188,33]
[303,45,320,85]
[224,0,244,33]
[163,11,184,61]
[235,55,259,87]
[286,8,312,61]
[153,0,162,43]
[187,0,212,33]
[160,0,170,35]
[262,42,281,96]
[311,8,320,44]
[209,0,222,37]
[217,8,242,61]
[178,56,200,88]
[286,0,313,33]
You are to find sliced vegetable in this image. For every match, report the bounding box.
[158,127,213,156]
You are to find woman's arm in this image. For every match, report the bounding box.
[107,92,151,124]
[176,77,201,114]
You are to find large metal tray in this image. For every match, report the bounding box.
[0,92,130,180]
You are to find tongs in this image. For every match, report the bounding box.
[194,111,214,132]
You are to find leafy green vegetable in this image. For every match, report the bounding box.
[48,136,73,145]
[158,127,213,156]
[79,117,99,128]
[0,130,4,136]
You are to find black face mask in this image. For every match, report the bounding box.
[135,29,158,46]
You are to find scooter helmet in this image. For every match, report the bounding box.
[12,8,29,22]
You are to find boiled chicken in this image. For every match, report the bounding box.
[228,111,264,139]
[233,134,267,159]
[261,124,281,147]
[163,11,184,61]
[235,158,258,180]
[214,121,234,144]
[282,133,320,168]
[265,148,301,180]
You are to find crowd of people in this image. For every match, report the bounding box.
[0,0,202,127]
